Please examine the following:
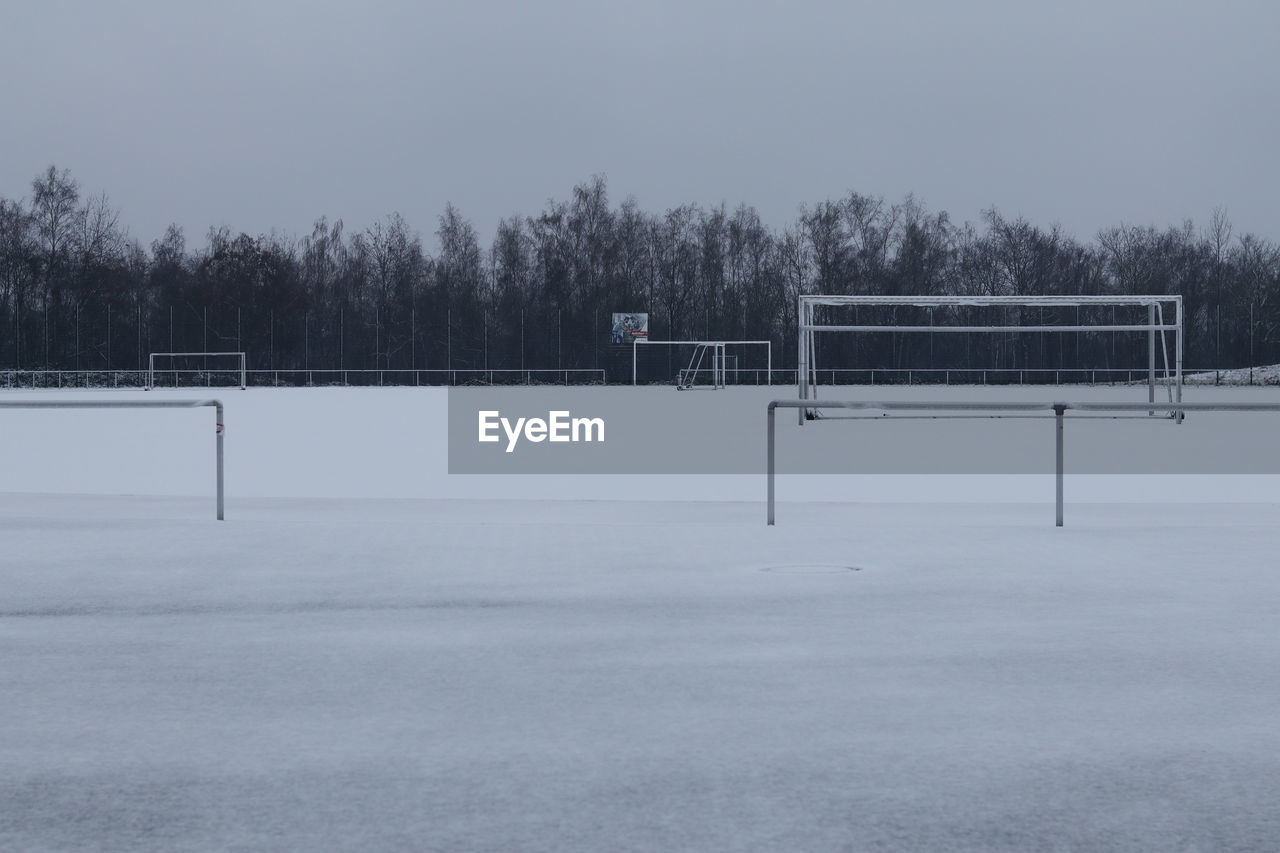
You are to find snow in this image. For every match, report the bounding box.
[4,386,1280,850]
[1185,364,1280,385]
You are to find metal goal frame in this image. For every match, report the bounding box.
[632,339,772,387]
[797,295,1183,423]
[148,352,247,390]
[0,399,225,519]
[766,398,1280,527]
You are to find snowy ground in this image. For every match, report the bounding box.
[4,387,1280,850]
[1186,363,1280,385]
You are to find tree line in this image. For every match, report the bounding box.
[2,166,1277,383]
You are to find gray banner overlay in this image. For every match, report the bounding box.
[448,387,1280,474]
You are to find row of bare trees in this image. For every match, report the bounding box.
[2,167,1278,381]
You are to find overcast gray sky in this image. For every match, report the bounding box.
[3,0,1276,248]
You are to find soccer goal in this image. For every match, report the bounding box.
[0,399,225,519]
[797,295,1183,423]
[766,397,1280,527]
[632,340,772,387]
[147,352,247,390]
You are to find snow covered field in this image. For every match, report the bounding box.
[4,386,1280,850]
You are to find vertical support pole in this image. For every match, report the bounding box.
[797,298,807,425]
[808,306,818,400]
[1148,303,1156,414]
[767,403,776,525]
[632,340,637,386]
[215,401,225,521]
[1175,297,1184,422]
[767,342,772,386]
[1055,404,1064,527]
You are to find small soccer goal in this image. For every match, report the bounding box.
[147,352,247,390]
[632,340,772,388]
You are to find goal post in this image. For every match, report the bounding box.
[632,340,772,387]
[797,295,1183,423]
[0,399,225,519]
[148,352,247,390]
[766,398,1280,527]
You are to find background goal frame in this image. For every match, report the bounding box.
[148,352,247,390]
[797,295,1182,423]
[632,339,772,387]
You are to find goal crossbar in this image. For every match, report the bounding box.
[766,398,1280,528]
[799,295,1179,307]
[0,399,225,519]
[148,352,247,390]
[797,294,1183,423]
[804,324,1178,334]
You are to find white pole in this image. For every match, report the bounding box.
[797,298,807,425]
[216,402,224,520]
[767,403,776,525]
[1148,304,1156,414]
[1176,297,1184,420]
[1055,405,1064,527]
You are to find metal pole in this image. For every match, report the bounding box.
[1148,303,1156,413]
[797,298,806,425]
[767,403,776,525]
[1176,298,1184,421]
[1055,405,1064,527]
[215,402,225,520]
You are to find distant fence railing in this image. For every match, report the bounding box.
[796,368,1247,386]
[2,366,1273,390]
[640,367,1280,387]
[1,368,607,389]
